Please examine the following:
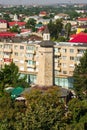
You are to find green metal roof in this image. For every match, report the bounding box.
[11,87,24,99]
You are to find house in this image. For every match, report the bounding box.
[39,11,47,17]
[76,25,87,34]
[0,19,8,31]
[54,13,70,20]
[77,17,87,25]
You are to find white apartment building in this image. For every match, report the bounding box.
[0,31,86,89]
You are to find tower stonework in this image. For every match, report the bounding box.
[37,26,55,86]
[37,45,54,86]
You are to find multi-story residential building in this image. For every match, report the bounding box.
[0,29,87,89]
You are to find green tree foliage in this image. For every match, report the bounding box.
[25,18,36,32]
[3,14,12,22]
[73,50,87,99]
[67,98,87,130]
[0,86,68,130]
[10,25,20,33]
[0,62,28,92]
[23,87,66,130]
[0,92,26,130]
[48,19,63,40]
[65,23,71,39]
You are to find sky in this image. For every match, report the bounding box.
[0,0,87,5]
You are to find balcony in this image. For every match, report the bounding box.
[3,55,11,58]
[77,53,83,57]
[54,58,58,62]
[26,50,36,54]
[3,48,12,53]
[55,66,61,71]
[27,64,36,69]
[54,52,61,56]
[25,56,34,61]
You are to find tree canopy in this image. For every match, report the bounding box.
[73,50,87,100]
[0,62,29,95]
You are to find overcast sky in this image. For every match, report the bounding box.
[0,0,87,5]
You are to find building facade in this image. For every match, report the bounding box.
[0,34,87,89]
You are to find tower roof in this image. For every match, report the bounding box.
[39,40,55,47]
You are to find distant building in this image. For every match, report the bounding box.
[77,17,87,26]
[39,11,47,17]
[76,25,87,34]
[0,19,8,31]
[54,13,70,20]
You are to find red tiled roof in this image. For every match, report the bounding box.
[40,11,47,14]
[77,18,87,21]
[69,32,87,43]
[9,21,26,27]
[0,32,16,37]
[0,20,7,23]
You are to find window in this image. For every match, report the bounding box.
[20,46,24,49]
[55,70,59,75]
[75,57,81,61]
[63,71,67,74]
[4,44,11,49]
[28,60,35,65]
[78,49,85,54]
[26,46,35,51]
[70,56,74,60]
[70,49,74,53]
[0,45,3,48]
[28,74,36,84]
[54,48,60,53]
[62,63,67,67]
[62,48,67,53]
[14,52,18,56]
[62,56,67,60]
[26,53,33,58]
[14,45,18,49]
[20,53,24,57]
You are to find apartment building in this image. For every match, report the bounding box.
[0,30,87,89]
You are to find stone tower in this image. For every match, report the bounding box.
[37,26,55,86]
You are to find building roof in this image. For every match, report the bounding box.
[9,21,26,27]
[39,11,47,15]
[77,18,87,21]
[0,19,7,23]
[39,40,55,47]
[69,32,87,43]
[0,32,16,37]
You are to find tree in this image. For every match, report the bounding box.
[66,98,87,130]
[65,23,71,40]
[73,50,87,99]
[0,86,68,130]
[3,14,12,22]
[0,62,28,93]
[23,86,66,130]
[10,25,20,33]
[48,19,63,40]
[25,18,36,32]
[56,19,63,38]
